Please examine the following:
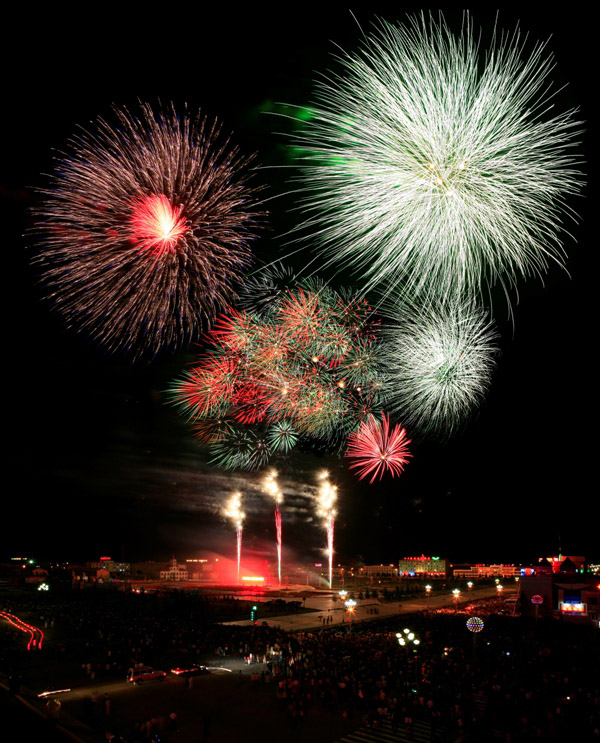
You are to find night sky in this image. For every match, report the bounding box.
[4,8,596,567]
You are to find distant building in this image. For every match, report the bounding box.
[361,564,399,577]
[453,564,520,579]
[160,557,188,582]
[399,555,448,577]
[86,557,130,575]
[25,567,48,585]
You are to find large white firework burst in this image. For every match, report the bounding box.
[293,13,583,303]
[381,298,498,439]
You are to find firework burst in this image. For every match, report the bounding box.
[381,299,498,438]
[239,262,299,317]
[292,13,583,304]
[34,102,261,357]
[210,428,272,471]
[345,413,411,483]
[266,420,299,453]
[171,276,385,470]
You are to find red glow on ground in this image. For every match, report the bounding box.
[131,194,187,256]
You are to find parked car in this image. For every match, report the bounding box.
[127,667,167,684]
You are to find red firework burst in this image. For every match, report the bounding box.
[278,289,325,342]
[345,413,411,483]
[34,103,261,357]
[175,355,239,419]
[209,311,258,353]
[232,384,273,424]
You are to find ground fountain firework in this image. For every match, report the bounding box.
[223,492,245,583]
[33,103,261,357]
[316,471,337,588]
[263,470,283,585]
[292,13,583,305]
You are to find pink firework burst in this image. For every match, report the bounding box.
[345,413,412,483]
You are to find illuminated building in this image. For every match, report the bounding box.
[542,555,587,574]
[398,555,448,577]
[453,564,520,579]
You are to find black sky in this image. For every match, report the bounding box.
[3,8,596,566]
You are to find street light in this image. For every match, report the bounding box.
[345,598,356,631]
[467,581,473,591]
[397,628,421,683]
[452,588,461,605]
[496,584,503,595]
[425,584,432,611]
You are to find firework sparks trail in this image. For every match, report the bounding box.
[275,506,282,586]
[34,102,261,357]
[316,472,337,588]
[264,470,283,584]
[223,492,245,582]
[236,528,243,585]
[345,412,411,483]
[292,13,583,306]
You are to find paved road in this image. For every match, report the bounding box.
[223,584,517,631]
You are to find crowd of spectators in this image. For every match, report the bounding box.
[266,613,600,740]
[1,587,599,741]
